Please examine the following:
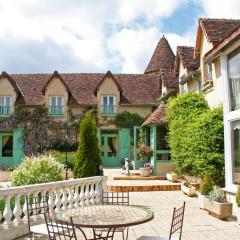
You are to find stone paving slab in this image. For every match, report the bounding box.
[18,191,239,240]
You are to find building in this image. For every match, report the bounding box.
[0,70,160,167]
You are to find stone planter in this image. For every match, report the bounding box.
[204,197,233,220]
[181,184,196,197]
[139,167,151,177]
[134,160,145,170]
[198,193,206,209]
[237,207,240,224]
[166,173,178,182]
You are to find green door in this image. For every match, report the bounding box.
[0,132,14,167]
[101,134,119,167]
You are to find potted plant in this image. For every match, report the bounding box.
[236,183,240,223]
[138,145,153,177]
[204,186,233,220]
[181,180,196,197]
[198,173,214,209]
[166,171,178,182]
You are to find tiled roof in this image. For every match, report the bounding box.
[205,26,240,60]
[200,18,240,46]
[160,70,177,89]
[142,104,167,126]
[144,36,175,74]
[7,72,160,106]
[176,46,200,71]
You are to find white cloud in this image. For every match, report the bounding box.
[1,0,239,73]
[198,0,240,19]
[0,0,188,73]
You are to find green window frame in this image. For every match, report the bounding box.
[49,96,64,115]
[101,96,116,115]
[0,96,11,116]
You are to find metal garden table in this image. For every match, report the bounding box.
[55,204,154,240]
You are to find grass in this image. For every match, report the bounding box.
[50,150,76,170]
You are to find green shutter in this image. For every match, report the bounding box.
[13,128,24,166]
[119,128,131,160]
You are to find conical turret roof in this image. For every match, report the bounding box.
[145,35,175,74]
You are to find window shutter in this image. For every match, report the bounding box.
[119,128,131,160]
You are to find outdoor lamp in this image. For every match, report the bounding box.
[65,134,68,180]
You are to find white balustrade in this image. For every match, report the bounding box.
[0,176,107,229]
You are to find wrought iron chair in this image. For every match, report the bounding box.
[97,191,130,240]
[138,202,186,240]
[26,194,50,240]
[44,214,87,240]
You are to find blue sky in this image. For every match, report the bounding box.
[0,0,239,74]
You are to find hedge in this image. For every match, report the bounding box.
[166,92,224,186]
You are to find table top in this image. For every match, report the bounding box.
[55,205,154,228]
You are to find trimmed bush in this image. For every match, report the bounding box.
[11,155,64,186]
[113,111,144,129]
[73,112,101,178]
[50,150,76,170]
[166,92,224,185]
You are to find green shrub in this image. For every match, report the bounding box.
[11,155,64,186]
[73,111,101,178]
[113,111,144,129]
[236,184,240,207]
[166,93,224,185]
[50,150,76,170]
[199,173,214,195]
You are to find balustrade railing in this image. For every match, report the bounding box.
[0,176,107,231]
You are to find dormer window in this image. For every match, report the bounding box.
[0,96,11,116]
[101,96,116,115]
[49,96,64,115]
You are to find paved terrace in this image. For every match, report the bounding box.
[19,191,240,240]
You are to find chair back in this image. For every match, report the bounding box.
[44,214,78,240]
[26,194,49,232]
[169,202,186,240]
[102,191,129,205]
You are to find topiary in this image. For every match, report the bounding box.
[199,172,214,195]
[236,183,240,207]
[11,155,64,186]
[73,111,102,178]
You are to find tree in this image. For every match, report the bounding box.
[73,111,101,178]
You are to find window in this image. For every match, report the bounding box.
[101,96,116,115]
[228,49,240,111]
[0,96,11,115]
[232,120,240,184]
[49,96,64,115]
[1,135,13,157]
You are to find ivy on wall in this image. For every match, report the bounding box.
[166,92,224,186]
[0,106,83,155]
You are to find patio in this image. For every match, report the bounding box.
[18,191,240,240]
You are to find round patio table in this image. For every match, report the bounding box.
[55,204,154,240]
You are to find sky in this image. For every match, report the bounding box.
[0,0,240,74]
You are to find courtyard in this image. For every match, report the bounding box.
[18,190,240,240]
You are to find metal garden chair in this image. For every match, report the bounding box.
[138,202,186,240]
[97,191,130,240]
[44,214,88,240]
[26,194,50,240]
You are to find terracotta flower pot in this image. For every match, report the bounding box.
[139,167,151,177]
[166,173,178,182]
[204,197,233,220]
[181,184,196,197]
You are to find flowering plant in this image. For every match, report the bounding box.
[137,145,153,160]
